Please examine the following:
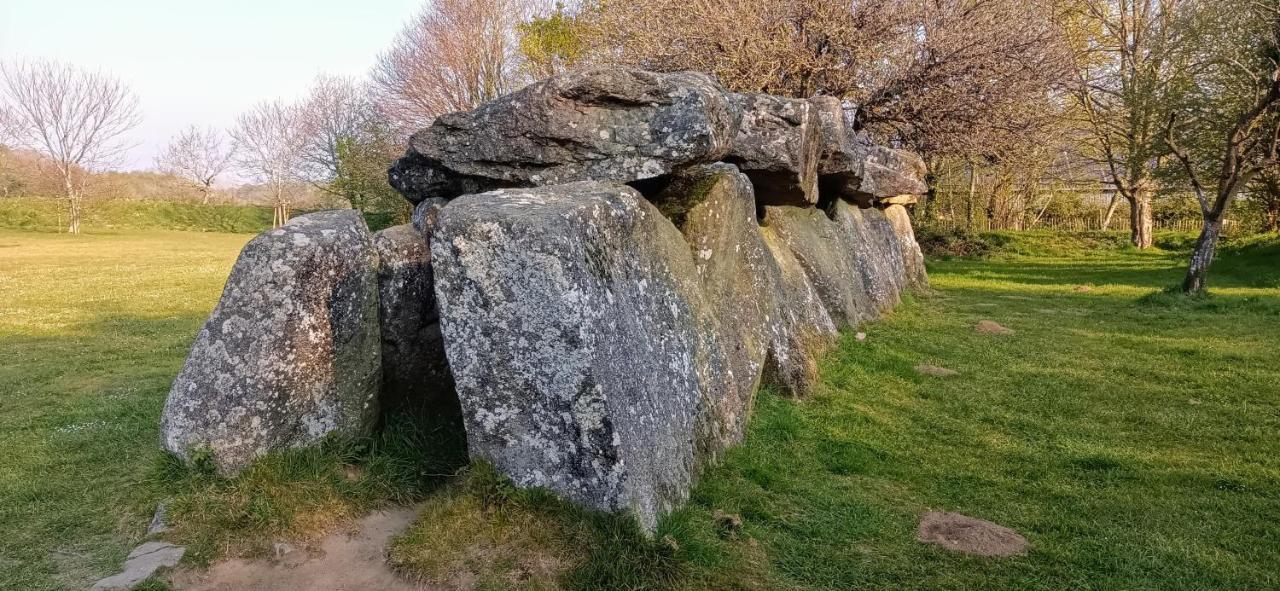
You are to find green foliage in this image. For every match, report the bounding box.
[332,134,409,223]
[518,2,584,79]
[0,198,277,233]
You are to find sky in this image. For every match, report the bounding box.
[0,0,422,171]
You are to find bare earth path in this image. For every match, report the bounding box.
[169,506,432,591]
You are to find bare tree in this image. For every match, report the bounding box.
[372,0,536,134]
[1065,0,1198,248]
[582,0,1071,201]
[0,59,140,233]
[297,75,375,187]
[1164,1,1280,294]
[230,100,305,227]
[155,125,234,204]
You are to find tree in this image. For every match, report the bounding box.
[155,126,234,204]
[582,0,1071,206]
[1164,1,1280,294]
[372,0,537,134]
[1250,166,1280,232]
[1065,0,1198,248]
[297,75,373,187]
[518,1,584,79]
[230,101,305,227]
[0,59,140,233]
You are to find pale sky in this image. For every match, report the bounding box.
[0,0,422,171]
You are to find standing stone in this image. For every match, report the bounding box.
[723,93,820,206]
[160,210,381,474]
[389,68,741,204]
[883,203,929,288]
[372,223,454,412]
[763,205,876,329]
[431,182,728,532]
[832,201,903,314]
[759,226,839,395]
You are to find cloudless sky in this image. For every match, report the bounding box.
[1,0,422,171]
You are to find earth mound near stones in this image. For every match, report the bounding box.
[159,66,930,530]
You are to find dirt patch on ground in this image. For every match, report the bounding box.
[975,320,1015,335]
[169,506,430,591]
[916,511,1028,557]
[915,364,959,377]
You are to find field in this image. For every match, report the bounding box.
[1,226,1277,590]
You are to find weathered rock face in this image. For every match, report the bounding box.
[884,204,929,288]
[758,226,839,395]
[160,211,381,474]
[654,164,770,432]
[834,202,904,314]
[810,95,927,204]
[430,182,726,532]
[763,205,876,329]
[372,223,454,412]
[389,68,741,204]
[723,93,819,206]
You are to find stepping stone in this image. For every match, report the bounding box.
[147,502,169,536]
[916,511,1028,557]
[855,332,867,341]
[91,541,185,590]
[915,364,958,378]
[976,320,1015,335]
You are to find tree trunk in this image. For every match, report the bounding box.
[1129,190,1153,249]
[1183,216,1223,295]
[921,170,938,222]
[965,163,977,229]
[1266,200,1279,233]
[68,194,82,234]
[1100,191,1121,230]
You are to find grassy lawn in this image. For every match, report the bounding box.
[1,227,1277,590]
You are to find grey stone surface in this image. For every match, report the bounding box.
[832,202,903,315]
[759,225,839,395]
[654,164,768,426]
[723,93,819,206]
[763,204,875,329]
[410,196,449,234]
[883,203,929,288]
[91,542,185,591]
[373,223,454,412]
[389,68,740,203]
[160,210,381,475]
[810,94,927,204]
[431,181,727,532]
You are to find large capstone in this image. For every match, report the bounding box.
[160,210,381,474]
[389,68,740,204]
[430,181,730,532]
[810,95,927,205]
[723,93,820,207]
[883,204,929,288]
[372,223,454,413]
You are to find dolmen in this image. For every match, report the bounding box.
[160,67,929,531]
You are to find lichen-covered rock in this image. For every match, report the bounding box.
[654,164,770,425]
[389,68,740,204]
[431,182,729,531]
[160,210,381,474]
[834,202,904,313]
[883,204,928,288]
[758,226,839,395]
[763,205,876,329]
[723,93,819,206]
[411,196,449,234]
[373,223,454,412]
[810,95,927,204]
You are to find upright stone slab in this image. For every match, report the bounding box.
[372,223,454,412]
[833,202,903,314]
[390,68,740,203]
[723,93,820,206]
[763,205,876,329]
[431,182,729,531]
[883,203,929,288]
[160,211,381,474]
[758,226,839,395]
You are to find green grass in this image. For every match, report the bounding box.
[1,227,1277,590]
[0,197,405,234]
